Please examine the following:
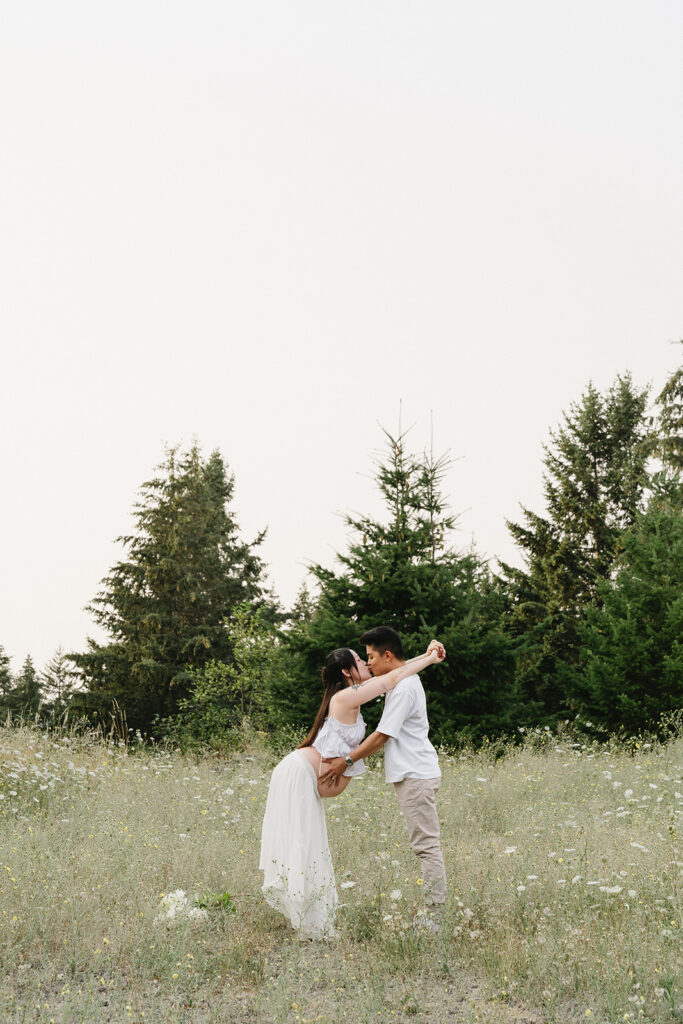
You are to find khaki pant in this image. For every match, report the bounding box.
[393,777,446,905]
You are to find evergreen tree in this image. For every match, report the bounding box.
[568,474,683,733]
[654,343,683,471]
[272,430,514,744]
[9,656,42,718]
[0,646,13,717]
[72,443,274,733]
[40,646,79,716]
[0,646,12,698]
[500,375,653,722]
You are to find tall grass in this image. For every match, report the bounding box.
[0,723,680,1023]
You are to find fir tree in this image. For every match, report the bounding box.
[501,374,653,722]
[72,443,274,733]
[568,474,683,734]
[10,656,42,718]
[273,430,514,743]
[0,646,12,698]
[654,343,683,471]
[0,646,13,717]
[40,646,79,716]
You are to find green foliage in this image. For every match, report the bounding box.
[273,430,515,743]
[71,443,275,733]
[5,656,43,718]
[194,892,237,913]
[566,473,683,734]
[40,646,79,718]
[170,603,278,745]
[0,647,12,707]
[500,374,654,722]
[653,342,683,471]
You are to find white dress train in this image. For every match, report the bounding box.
[259,750,338,938]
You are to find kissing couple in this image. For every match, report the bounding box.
[259,626,447,938]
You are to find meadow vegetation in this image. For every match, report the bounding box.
[1,722,681,1024]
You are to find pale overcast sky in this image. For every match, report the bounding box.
[1,1,681,671]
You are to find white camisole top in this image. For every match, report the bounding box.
[313,711,366,777]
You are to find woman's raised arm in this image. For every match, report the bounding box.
[334,644,445,711]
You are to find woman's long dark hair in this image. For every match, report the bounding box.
[297,648,358,749]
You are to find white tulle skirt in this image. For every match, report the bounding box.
[259,750,338,938]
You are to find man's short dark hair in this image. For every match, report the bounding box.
[359,626,404,660]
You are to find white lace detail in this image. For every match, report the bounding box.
[314,713,366,777]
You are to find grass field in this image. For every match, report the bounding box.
[0,723,681,1024]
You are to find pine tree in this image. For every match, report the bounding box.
[40,646,79,716]
[654,343,683,471]
[500,374,653,722]
[10,656,42,718]
[272,430,514,744]
[71,443,274,733]
[0,646,13,717]
[0,646,12,698]
[569,474,683,733]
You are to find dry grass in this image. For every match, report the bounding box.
[0,724,680,1023]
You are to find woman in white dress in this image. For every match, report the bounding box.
[259,640,445,938]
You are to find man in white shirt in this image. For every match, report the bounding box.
[320,626,446,910]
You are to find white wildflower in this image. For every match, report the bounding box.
[187,907,208,921]
[389,890,402,901]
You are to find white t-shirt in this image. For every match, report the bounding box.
[376,673,440,783]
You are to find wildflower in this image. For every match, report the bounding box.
[598,885,623,894]
[389,890,402,901]
[504,846,517,855]
[340,881,356,889]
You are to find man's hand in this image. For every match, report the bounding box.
[427,639,446,661]
[319,756,347,785]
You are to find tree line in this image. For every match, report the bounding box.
[2,354,681,745]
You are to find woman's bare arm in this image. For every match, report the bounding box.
[333,645,445,712]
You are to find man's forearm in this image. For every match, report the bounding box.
[350,730,389,763]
